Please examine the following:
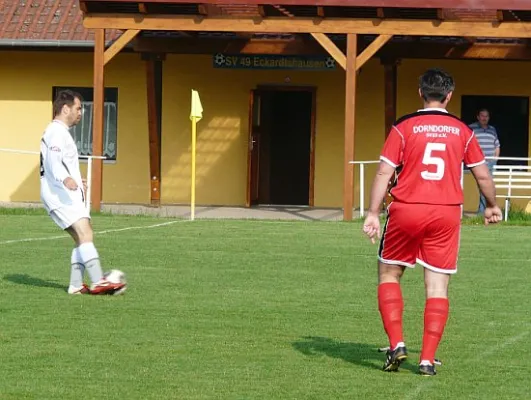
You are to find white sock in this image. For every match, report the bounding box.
[69,247,85,288]
[420,359,433,366]
[394,342,405,350]
[78,242,103,284]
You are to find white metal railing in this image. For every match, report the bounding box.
[348,160,380,218]
[490,159,531,221]
[350,156,531,220]
[0,148,106,211]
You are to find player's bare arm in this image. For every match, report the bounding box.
[363,161,396,243]
[469,163,502,225]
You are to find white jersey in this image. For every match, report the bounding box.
[40,120,85,212]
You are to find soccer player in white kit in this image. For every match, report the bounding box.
[40,90,125,295]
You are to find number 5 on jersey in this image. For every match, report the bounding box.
[421,142,446,181]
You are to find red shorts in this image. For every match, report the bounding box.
[378,202,461,274]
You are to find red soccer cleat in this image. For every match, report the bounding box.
[90,279,126,295]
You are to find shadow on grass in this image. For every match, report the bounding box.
[292,336,418,373]
[3,274,66,291]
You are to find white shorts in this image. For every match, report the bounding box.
[49,205,91,230]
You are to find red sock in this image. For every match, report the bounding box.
[378,282,404,349]
[420,298,449,364]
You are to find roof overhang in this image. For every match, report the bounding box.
[81,0,531,11]
[80,1,531,39]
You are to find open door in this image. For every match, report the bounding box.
[246,89,262,206]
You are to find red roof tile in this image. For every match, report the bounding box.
[0,0,122,43]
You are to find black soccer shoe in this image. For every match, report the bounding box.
[419,363,437,376]
[383,346,408,372]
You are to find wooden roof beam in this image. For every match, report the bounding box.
[135,36,325,54]
[356,34,393,68]
[78,0,531,12]
[311,33,346,69]
[133,35,531,60]
[103,29,141,65]
[83,15,531,38]
[311,33,392,70]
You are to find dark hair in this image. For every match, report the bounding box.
[477,108,490,116]
[53,89,83,117]
[418,68,455,103]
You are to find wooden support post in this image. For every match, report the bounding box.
[383,59,398,137]
[144,53,164,206]
[382,59,398,210]
[91,28,105,212]
[343,33,357,222]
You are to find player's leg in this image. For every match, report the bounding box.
[419,268,450,376]
[66,217,103,283]
[48,207,89,294]
[378,262,406,351]
[66,216,124,295]
[51,205,123,295]
[416,204,460,376]
[378,262,408,371]
[377,202,422,371]
[67,245,89,295]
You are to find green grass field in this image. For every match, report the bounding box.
[0,210,529,399]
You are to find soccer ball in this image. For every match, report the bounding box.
[104,269,127,295]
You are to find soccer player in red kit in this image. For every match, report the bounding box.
[362,68,503,376]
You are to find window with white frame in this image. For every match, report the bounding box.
[52,87,118,161]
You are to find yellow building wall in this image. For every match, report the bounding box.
[1,52,530,213]
[0,51,149,205]
[161,54,384,208]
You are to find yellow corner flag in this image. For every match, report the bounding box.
[190,89,203,221]
[190,89,203,121]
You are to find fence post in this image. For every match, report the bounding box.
[505,166,513,222]
[359,163,365,218]
[461,162,464,218]
[86,156,93,211]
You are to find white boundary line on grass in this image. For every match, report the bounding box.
[0,220,186,245]
[403,329,531,399]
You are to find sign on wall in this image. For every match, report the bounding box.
[212,53,337,70]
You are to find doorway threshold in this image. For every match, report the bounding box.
[254,204,311,209]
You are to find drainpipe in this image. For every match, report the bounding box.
[0,38,132,49]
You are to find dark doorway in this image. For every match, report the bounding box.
[461,95,529,166]
[247,87,315,206]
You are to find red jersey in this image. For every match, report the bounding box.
[381,108,485,205]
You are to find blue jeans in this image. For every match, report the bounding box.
[477,162,495,214]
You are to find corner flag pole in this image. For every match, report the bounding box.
[190,89,203,221]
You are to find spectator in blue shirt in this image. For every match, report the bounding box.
[469,108,501,214]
